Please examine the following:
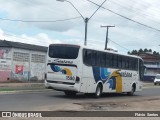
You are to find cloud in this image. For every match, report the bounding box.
[0,0,82,31]
[0,29,5,40]
[0,0,160,53]
[0,29,60,46]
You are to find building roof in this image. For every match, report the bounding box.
[0,40,48,52]
[137,53,160,62]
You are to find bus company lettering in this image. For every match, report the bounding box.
[54,59,73,64]
[120,71,132,77]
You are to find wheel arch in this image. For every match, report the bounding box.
[132,82,136,92]
[96,81,103,92]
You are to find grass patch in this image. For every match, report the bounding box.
[0,89,16,92]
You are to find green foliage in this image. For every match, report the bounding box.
[128,48,159,55]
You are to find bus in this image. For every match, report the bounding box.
[45,44,145,97]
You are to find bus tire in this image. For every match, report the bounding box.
[64,91,76,97]
[94,83,102,98]
[127,84,136,96]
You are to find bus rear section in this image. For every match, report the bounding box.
[45,44,81,95]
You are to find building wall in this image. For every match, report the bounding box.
[30,50,46,81]
[11,48,30,81]
[0,47,46,82]
[11,48,46,81]
[0,47,12,82]
[140,53,160,82]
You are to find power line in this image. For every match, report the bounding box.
[108,0,160,25]
[86,0,160,32]
[0,16,81,23]
[108,38,130,51]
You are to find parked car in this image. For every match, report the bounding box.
[154,74,160,85]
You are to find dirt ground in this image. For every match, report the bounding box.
[82,96,160,111]
[33,95,160,111]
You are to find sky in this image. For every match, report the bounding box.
[0,0,160,54]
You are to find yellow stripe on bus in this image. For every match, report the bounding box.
[63,68,72,76]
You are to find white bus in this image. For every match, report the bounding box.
[45,44,145,97]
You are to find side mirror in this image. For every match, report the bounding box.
[141,65,146,74]
[142,65,146,71]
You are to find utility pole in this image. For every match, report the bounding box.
[101,25,115,50]
[57,0,108,46]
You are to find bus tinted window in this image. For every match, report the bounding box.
[83,49,92,65]
[91,51,97,66]
[113,54,118,68]
[122,56,126,69]
[101,52,106,67]
[129,58,138,70]
[118,55,122,68]
[83,48,140,71]
[96,52,101,66]
[105,53,110,67]
[49,45,79,59]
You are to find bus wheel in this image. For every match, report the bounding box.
[64,91,76,97]
[94,84,102,98]
[127,84,136,96]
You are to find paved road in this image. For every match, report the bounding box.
[0,87,160,111]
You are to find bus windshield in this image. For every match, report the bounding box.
[49,44,80,59]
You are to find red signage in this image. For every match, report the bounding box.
[15,65,24,74]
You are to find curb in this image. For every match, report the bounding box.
[0,82,159,95]
[0,89,53,95]
[0,85,160,95]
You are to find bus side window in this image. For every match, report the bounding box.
[96,51,101,66]
[130,58,137,70]
[122,56,126,69]
[135,59,138,70]
[106,53,110,67]
[101,52,106,67]
[113,54,118,68]
[83,49,92,66]
[125,57,129,69]
[129,58,132,70]
[118,55,122,69]
[91,51,97,66]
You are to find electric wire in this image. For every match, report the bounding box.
[108,0,160,25]
[108,38,130,51]
[0,16,81,23]
[86,0,160,32]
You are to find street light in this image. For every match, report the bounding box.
[57,0,107,46]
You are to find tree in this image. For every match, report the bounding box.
[138,49,143,54]
[144,48,148,52]
[128,49,159,55]
[153,51,157,55]
[149,49,152,52]
[153,51,160,55]
[128,51,131,55]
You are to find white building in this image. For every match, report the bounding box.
[0,40,47,82]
